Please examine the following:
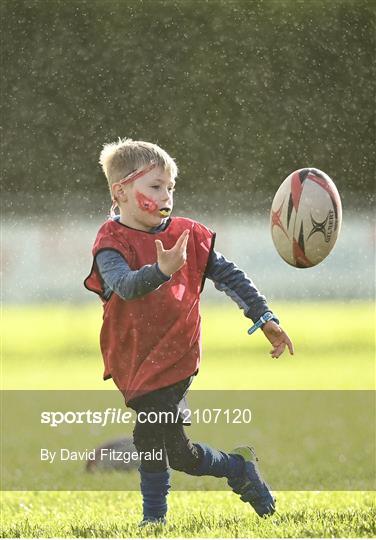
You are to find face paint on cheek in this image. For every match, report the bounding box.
[135,191,159,214]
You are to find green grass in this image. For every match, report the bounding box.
[2,301,375,390]
[1,491,375,538]
[1,301,375,537]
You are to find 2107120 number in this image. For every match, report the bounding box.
[181,408,252,424]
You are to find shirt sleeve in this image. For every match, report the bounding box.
[95,249,170,301]
[205,249,271,323]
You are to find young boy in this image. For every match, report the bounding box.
[84,138,294,525]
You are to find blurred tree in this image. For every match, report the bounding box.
[1,0,374,213]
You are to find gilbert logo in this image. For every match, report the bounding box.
[307,210,334,243]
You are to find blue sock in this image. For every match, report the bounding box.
[193,443,244,478]
[139,467,171,520]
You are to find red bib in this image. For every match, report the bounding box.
[84,217,215,403]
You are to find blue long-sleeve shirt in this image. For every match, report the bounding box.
[95,220,270,323]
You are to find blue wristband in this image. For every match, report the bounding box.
[247,312,279,336]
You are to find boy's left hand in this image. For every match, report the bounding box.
[262,321,294,358]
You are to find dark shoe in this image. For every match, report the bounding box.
[228,446,276,517]
[138,517,166,527]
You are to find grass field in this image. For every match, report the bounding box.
[1,301,375,538]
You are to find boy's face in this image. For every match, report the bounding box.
[114,166,175,231]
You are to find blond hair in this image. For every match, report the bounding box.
[99,138,178,196]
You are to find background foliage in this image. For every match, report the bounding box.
[2,0,375,214]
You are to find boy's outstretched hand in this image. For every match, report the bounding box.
[155,229,190,277]
[262,321,294,358]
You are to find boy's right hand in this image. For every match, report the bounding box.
[155,229,190,277]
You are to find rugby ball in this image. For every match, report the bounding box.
[270,168,342,268]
